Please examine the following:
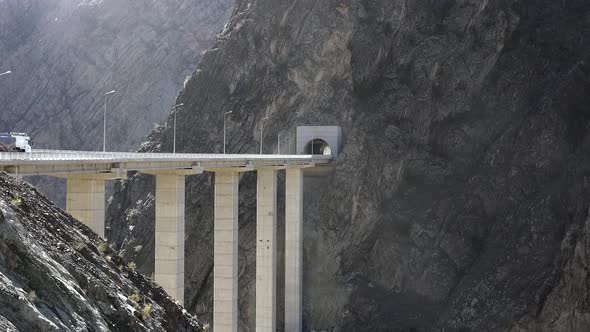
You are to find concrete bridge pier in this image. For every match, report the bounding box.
[154,173,187,305]
[65,175,107,238]
[256,169,278,332]
[63,172,126,238]
[213,171,240,332]
[285,167,303,332]
[138,169,199,305]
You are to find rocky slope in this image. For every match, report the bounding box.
[0,172,204,331]
[107,0,590,330]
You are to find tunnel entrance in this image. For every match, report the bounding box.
[304,139,332,155]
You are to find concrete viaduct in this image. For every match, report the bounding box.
[0,135,335,332]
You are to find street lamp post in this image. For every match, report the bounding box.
[0,71,12,77]
[223,111,233,154]
[172,103,184,154]
[103,90,116,152]
[260,116,269,154]
[277,133,281,155]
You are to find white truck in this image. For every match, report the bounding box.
[0,133,33,152]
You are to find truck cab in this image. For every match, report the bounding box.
[0,133,33,152]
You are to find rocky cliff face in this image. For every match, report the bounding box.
[0,172,204,331]
[0,0,233,152]
[107,0,590,331]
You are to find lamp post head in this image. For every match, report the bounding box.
[225,111,233,115]
[0,71,12,76]
[105,90,116,96]
[174,103,184,108]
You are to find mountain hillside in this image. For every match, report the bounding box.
[0,0,233,152]
[0,172,204,331]
[105,0,590,331]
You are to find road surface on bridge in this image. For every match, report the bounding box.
[0,150,332,176]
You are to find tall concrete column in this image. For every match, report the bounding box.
[155,174,185,305]
[256,169,277,332]
[66,177,105,238]
[285,168,303,332]
[213,171,239,332]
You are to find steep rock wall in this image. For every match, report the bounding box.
[107,0,590,330]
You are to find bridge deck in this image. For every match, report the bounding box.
[0,150,333,176]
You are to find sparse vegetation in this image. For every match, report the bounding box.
[128,262,137,271]
[10,194,22,207]
[203,323,211,331]
[142,303,153,319]
[129,292,142,304]
[98,242,108,253]
[72,240,86,251]
[27,290,37,302]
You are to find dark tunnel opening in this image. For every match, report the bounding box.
[304,139,332,155]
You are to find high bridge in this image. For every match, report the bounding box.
[0,124,340,332]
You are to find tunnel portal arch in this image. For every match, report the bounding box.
[296,126,342,157]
